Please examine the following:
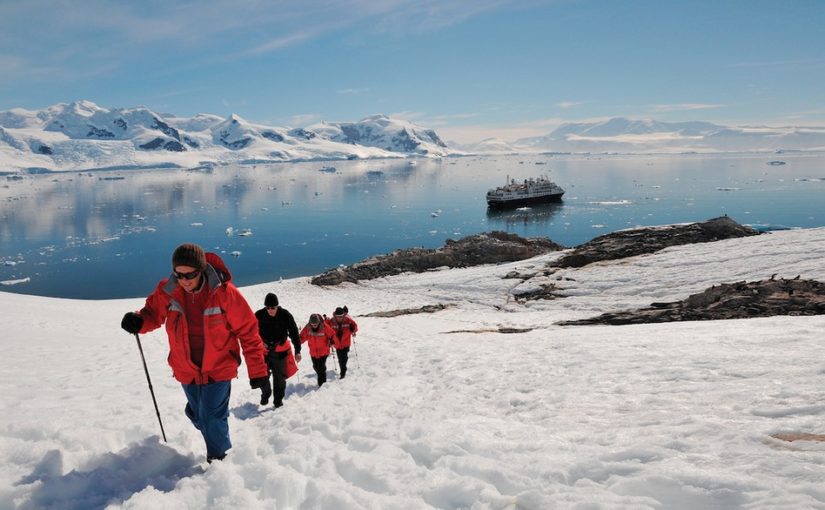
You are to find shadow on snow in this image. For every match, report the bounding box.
[13,436,200,510]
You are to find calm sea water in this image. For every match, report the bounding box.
[1,153,823,299]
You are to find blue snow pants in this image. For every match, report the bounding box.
[182,381,232,459]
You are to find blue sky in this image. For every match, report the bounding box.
[1,0,823,143]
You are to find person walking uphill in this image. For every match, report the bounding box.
[299,313,335,387]
[120,243,271,464]
[254,293,301,408]
[326,307,358,379]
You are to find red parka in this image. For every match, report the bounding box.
[300,323,335,358]
[326,315,358,349]
[135,252,268,385]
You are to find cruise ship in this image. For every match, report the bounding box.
[486,176,565,208]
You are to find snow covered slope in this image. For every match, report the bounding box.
[2,227,825,508]
[0,101,455,173]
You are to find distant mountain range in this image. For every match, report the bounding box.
[1,102,823,173]
[0,101,451,173]
[512,117,825,154]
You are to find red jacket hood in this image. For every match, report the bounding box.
[206,252,232,284]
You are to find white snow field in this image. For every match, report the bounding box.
[2,227,825,509]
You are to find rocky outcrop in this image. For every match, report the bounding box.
[311,231,565,286]
[553,216,760,269]
[559,277,825,326]
[364,304,453,318]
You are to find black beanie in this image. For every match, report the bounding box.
[309,313,321,325]
[264,293,279,307]
[333,307,344,316]
[172,243,206,270]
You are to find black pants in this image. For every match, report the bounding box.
[266,349,288,406]
[335,347,350,378]
[311,355,328,386]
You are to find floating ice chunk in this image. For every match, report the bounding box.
[4,260,17,267]
[516,207,531,211]
[239,229,253,237]
[1,277,30,286]
[230,251,242,257]
[716,187,740,191]
[225,227,234,236]
[592,224,607,228]
[191,222,204,227]
[431,212,439,217]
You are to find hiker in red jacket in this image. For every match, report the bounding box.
[326,307,358,379]
[120,243,271,463]
[299,313,335,386]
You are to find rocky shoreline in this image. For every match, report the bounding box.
[551,215,761,269]
[312,216,825,325]
[310,231,564,286]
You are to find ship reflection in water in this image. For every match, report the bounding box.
[485,202,564,227]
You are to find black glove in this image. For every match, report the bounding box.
[121,312,143,334]
[250,376,272,405]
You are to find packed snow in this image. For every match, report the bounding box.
[2,227,825,508]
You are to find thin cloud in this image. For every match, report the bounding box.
[286,114,322,126]
[247,30,319,56]
[648,103,724,113]
[556,101,584,109]
[337,88,372,95]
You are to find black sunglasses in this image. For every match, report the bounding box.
[174,269,201,280]
[266,306,278,310]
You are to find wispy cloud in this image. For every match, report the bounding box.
[0,0,527,82]
[247,30,320,56]
[337,88,372,95]
[556,101,584,109]
[286,114,322,126]
[648,103,724,113]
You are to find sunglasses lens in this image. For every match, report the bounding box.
[175,270,200,280]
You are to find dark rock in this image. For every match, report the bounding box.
[139,137,164,150]
[261,131,285,142]
[113,118,127,131]
[37,144,53,155]
[559,278,825,326]
[444,326,534,334]
[311,231,565,286]
[553,216,760,269]
[151,117,181,141]
[288,128,316,140]
[163,140,186,152]
[364,304,453,318]
[512,283,563,302]
[86,125,115,138]
[183,136,199,148]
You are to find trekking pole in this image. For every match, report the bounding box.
[352,341,361,369]
[133,333,167,443]
[330,347,339,376]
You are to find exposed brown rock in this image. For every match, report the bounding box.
[363,304,453,318]
[553,216,760,269]
[558,278,825,326]
[443,326,534,334]
[311,231,565,286]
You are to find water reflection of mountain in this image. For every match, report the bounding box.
[485,202,563,226]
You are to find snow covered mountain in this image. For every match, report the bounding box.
[516,117,825,154]
[0,101,455,173]
[449,137,520,154]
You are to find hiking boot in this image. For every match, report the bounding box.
[260,393,269,406]
[206,453,226,464]
[274,401,283,409]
